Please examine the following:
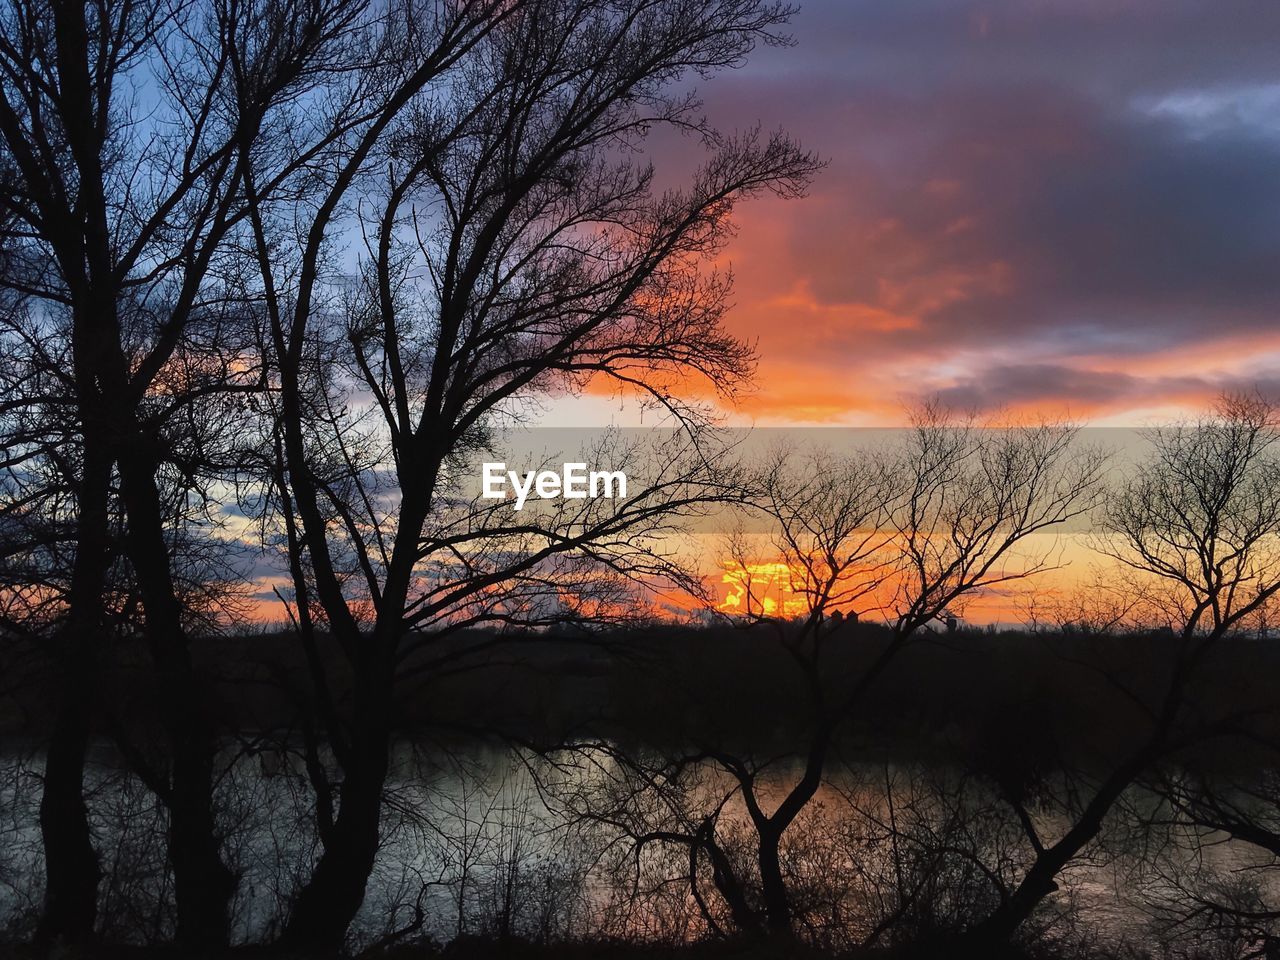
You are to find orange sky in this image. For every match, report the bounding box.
[249,0,1280,625]
[563,0,1280,430]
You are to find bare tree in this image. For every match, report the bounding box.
[553,408,1104,943]
[0,0,382,941]
[965,394,1280,948]
[239,0,817,948]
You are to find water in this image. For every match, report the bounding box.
[0,739,1273,954]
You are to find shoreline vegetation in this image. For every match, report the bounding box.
[4,621,1280,959]
[0,937,1189,960]
[5,622,1280,766]
[0,937,1145,960]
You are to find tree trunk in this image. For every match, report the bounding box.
[757,829,792,937]
[35,381,113,945]
[751,729,828,940]
[280,710,391,952]
[36,646,101,945]
[116,450,236,948]
[963,855,1067,948]
[963,744,1159,948]
[278,488,427,951]
[168,738,237,949]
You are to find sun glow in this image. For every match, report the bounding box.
[718,560,812,618]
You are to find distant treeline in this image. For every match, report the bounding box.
[5,620,1277,768]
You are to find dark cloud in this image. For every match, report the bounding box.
[934,364,1171,412]
[763,0,1280,98]
[934,364,1280,416]
[656,0,1280,417]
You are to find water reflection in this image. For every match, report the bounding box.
[0,740,1273,954]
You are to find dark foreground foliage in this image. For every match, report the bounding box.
[0,937,1199,960]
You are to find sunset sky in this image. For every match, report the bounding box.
[233,0,1280,622]
[562,0,1280,427]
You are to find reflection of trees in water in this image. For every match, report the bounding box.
[3,742,1278,957]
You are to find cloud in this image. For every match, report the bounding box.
[932,364,1183,414]
[656,0,1280,422]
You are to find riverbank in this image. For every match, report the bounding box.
[0,937,1157,960]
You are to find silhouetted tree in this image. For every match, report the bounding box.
[556,407,1104,943]
[1137,764,1280,954]
[0,0,378,941]
[965,393,1280,949]
[240,0,817,948]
